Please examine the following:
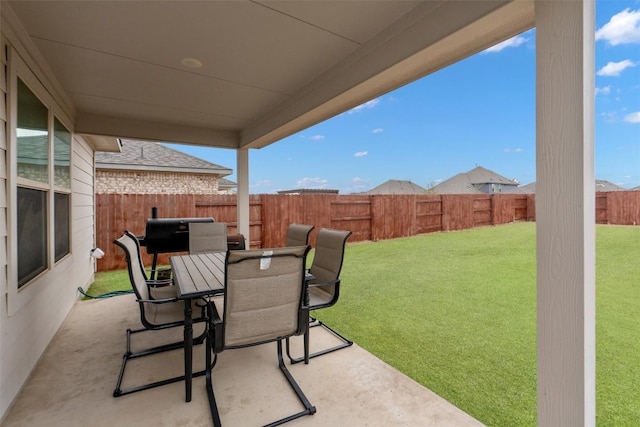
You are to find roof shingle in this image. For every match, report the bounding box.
[96,140,232,176]
[430,166,522,194]
[365,179,427,194]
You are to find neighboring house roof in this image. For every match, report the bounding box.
[521,180,626,193]
[595,180,625,191]
[96,140,233,176]
[365,179,427,195]
[520,182,536,193]
[218,178,237,191]
[277,188,339,195]
[430,166,522,194]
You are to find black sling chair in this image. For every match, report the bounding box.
[285,223,314,247]
[205,246,316,426]
[112,230,208,397]
[286,228,352,364]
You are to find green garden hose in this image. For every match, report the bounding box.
[77,287,133,299]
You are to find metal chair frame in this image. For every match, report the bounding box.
[286,228,352,364]
[285,223,314,247]
[112,230,208,397]
[205,247,316,426]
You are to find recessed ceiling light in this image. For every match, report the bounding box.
[180,57,203,69]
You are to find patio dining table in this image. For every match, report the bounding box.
[170,252,226,402]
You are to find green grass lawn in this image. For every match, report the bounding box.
[316,223,640,426]
[88,222,640,426]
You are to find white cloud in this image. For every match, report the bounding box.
[427,179,443,189]
[595,85,612,95]
[483,35,527,53]
[250,179,276,193]
[597,60,636,76]
[596,8,640,45]
[624,111,640,123]
[308,135,325,141]
[504,148,523,153]
[372,128,384,134]
[351,177,367,185]
[349,98,380,113]
[600,111,618,123]
[296,177,328,188]
[252,179,272,188]
[346,177,370,193]
[353,151,368,157]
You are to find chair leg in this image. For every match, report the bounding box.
[286,318,353,365]
[113,326,207,397]
[271,340,316,426]
[207,340,315,426]
[205,326,222,427]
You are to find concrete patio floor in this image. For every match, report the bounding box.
[2,294,484,427]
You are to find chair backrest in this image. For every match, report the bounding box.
[226,233,246,250]
[285,224,314,247]
[189,222,228,254]
[113,231,150,301]
[222,246,310,348]
[308,228,352,300]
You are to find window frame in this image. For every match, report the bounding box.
[53,117,72,262]
[7,48,74,314]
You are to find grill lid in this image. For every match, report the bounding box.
[143,217,214,254]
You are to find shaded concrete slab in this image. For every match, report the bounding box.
[2,294,484,427]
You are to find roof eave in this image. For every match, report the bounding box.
[96,163,233,176]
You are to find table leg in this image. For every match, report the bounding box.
[184,297,193,402]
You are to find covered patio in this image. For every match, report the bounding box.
[1,1,597,425]
[2,293,483,426]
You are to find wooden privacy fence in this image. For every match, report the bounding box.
[97,191,638,271]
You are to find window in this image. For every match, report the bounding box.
[17,187,47,286]
[54,118,71,261]
[16,78,72,288]
[54,192,70,262]
[17,79,49,288]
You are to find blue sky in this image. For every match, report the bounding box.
[168,1,640,194]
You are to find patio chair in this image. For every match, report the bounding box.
[285,223,314,247]
[112,231,208,397]
[226,233,246,250]
[189,222,228,254]
[286,228,352,364]
[205,245,316,426]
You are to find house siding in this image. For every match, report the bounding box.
[0,27,10,420]
[96,170,222,194]
[0,18,97,420]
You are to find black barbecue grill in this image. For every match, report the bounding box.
[140,217,215,278]
[142,217,214,254]
[140,214,246,279]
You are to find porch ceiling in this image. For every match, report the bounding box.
[4,1,533,152]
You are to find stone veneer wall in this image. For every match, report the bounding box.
[96,170,226,194]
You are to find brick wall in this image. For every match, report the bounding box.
[96,170,229,194]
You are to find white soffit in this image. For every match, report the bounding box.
[4,1,533,150]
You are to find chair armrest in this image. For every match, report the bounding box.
[136,296,180,305]
[207,299,222,322]
[205,299,225,353]
[146,278,173,288]
[307,278,340,289]
[296,305,310,336]
[149,284,178,300]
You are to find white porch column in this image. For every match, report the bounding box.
[535,1,595,426]
[236,148,250,246]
